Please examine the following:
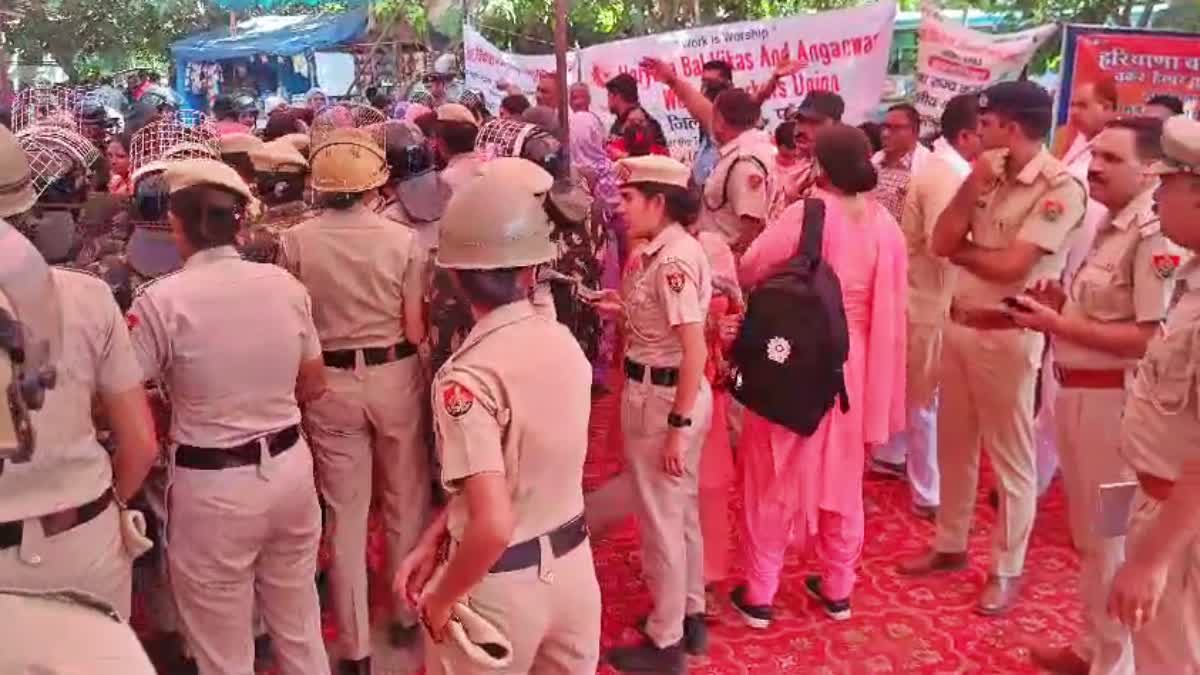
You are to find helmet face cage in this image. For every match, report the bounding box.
[15,125,102,199]
[311,103,388,149]
[11,85,82,133]
[129,118,220,180]
[474,119,536,162]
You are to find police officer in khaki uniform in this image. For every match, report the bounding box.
[1007,117,1179,675]
[127,158,330,675]
[1105,115,1200,673]
[900,81,1088,615]
[393,157,601,675]
[0,130,158,621]
[598,155,713,674]
[375,119,450,254]
[693,90,774,254]
[436,104,483,193]
[241,138,311,264]
[278,128,430,673]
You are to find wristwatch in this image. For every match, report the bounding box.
[667,412,692,429]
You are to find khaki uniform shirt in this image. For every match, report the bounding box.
[433,300,592,543]
[1121,260,1200,481]
[0,269,142,521]
[697,129,774,248]
[623,224,713,369]
[279,204,425,351]
[953,148,1088,309]
[440,153,483,195]
[1055,187,1183,370]
[903,142,970,325]
[127,246,322,448]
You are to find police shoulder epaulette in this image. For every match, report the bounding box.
[1138,217,1162,239]
[133,269,183,298]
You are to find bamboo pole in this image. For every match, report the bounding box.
[554,0,570,167]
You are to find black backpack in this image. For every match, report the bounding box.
[729,198,850,436]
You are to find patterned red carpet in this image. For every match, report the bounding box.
[585,394,1082,674]
[144,394,1082,673]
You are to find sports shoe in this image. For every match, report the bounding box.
[730,585,773,629]
[804,576,851,621]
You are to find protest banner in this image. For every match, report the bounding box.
[1058,25,1200,124]
[913,1,1057,135]
[463,26,578,115]
[576,1,896,162]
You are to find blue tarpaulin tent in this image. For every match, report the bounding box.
[170,8,368,109]
[170,8,368,61]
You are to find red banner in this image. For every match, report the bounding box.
[1069,29,1200,117]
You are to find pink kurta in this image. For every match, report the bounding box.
[738,189,907,602]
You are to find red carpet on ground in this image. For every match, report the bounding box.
[585,394,1082,674]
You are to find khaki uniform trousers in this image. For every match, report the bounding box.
[0,502,132,619]
[1054,387,1135,674]
[1126,491,1200,675]
[934,322,1041,577]
[424,540,602,675]
[306,355,431,659]
[168,437,330,675]
[621,376,712,648]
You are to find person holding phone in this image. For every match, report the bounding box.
[1007,117,1180,675]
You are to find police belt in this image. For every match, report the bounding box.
[1052,365,1126,390]
[485,514,589,574]
[174,425,300,471]
[624,358,680,387]
[949,305,1018,331]
[323,341,417,369]
[0,488,113,550]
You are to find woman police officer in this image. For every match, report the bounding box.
[125,158,331,675]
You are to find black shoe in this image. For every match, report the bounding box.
[253,634,275,672]
[388,620,420,649]
[804,576,852,621]
[337,657,371,675]
[730,585,773,630]
[607,641,684,674]
[634,615,706,655]
[683,614,707,655]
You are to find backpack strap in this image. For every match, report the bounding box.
[797,198,826,264]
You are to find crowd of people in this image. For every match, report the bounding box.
[0,55,1199,675]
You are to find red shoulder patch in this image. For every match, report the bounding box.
[746,173,764,190]
[442,383,475,418]
[1152,253,1181,279]
[1041,199,1064,222]
[126,313,139,331]
[665,270,685,293]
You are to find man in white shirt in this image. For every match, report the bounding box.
[1034,77,1118,497]
[871,94,981,518]
[871,103,934,224]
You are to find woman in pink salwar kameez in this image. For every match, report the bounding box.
[731,125,907,626]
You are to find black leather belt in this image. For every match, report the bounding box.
[0,488,114,550]
[489,515,589,574]
[323,342,416,369]
[624,358,680,387]
[175,425,300,471]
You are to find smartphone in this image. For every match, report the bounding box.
[1002,296,1031,313]
[1095,481,1139,538]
